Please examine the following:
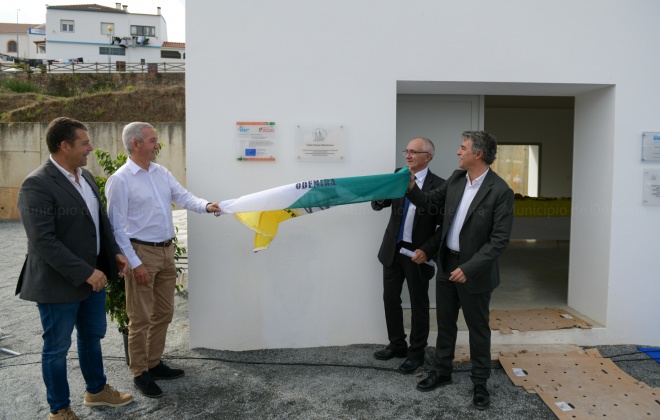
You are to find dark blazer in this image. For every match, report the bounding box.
[408,169,514,294]
[16,160,121,303]
[372,168,445,267]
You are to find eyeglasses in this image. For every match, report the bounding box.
[402,150,429,156]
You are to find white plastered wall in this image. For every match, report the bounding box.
[186,0,660,350]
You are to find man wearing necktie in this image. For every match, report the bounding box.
[371,137,445,374]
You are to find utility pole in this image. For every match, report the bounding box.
[107,25,113,73]
[16,9,20,59]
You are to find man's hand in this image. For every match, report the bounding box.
[132,264,150,285]
[408,171,416,192]
[449,267,467,283]
[116,254,128,277]
[206,202,222,217]
[86,269,107,292]
[411,249,428,265]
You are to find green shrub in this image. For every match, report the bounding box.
[2,79,39,93]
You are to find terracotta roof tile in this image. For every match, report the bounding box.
[162,42,185,49]
[0,23,42,34]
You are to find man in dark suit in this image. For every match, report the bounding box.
[407,131,514,410]
[371,137,445,374]
[17,117,133,419]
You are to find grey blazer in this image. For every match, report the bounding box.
[408,169,514,294]
[16,160,121,303]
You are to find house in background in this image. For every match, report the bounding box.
[0,23,46,62]
[44,3,184,68]
[161,42,185,61]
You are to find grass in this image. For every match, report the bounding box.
[2,79,39,93]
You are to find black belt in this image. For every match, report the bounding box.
[447,249,460,258]
[130,238,172,247]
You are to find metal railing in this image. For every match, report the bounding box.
[40,61,185,74]
[0,61,185,74]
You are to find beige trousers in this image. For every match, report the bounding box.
[125,243,177,377]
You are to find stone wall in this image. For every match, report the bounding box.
[0,73,184,97]
[0,122,186,219]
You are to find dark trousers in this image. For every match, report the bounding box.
[433,252,492,385]
[382,243,434,360]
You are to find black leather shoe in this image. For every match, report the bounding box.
[373,347,407,360]
[416,370,452,392]
[148,360,185,380]
[133,372,162,398]
[398,358,424,374]
[473,384,490,410]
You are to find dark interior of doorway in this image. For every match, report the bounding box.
[484,95,574,311]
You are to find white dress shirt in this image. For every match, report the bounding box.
[400,167,428,243]
[446,169,489,252]
[106,158,208,269]
[50,156,100,255]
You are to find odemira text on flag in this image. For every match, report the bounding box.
[220,167,410,251]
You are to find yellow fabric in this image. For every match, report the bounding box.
[513,199,571,218]
[234,209,302,251]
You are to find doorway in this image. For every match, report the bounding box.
[396,94,575,312]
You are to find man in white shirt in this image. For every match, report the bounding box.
[407,131,514,411]
[106,122,221,398]
[370,137,444,374]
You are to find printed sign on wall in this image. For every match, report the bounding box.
[236,122,276,161]
[295,123,345,162]
[642,132,660,162]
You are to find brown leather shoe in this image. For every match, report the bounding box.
[49,407,78,419]
[83,384,133,407]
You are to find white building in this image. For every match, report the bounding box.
[0,23,45,63]
[186,0,660,351]
[45,3,183,68]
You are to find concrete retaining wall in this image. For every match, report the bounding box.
[0,122,186,219]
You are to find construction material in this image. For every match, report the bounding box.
[490,308,592,334]
[500,348,659,419]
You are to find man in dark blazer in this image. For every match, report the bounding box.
[371,137,445,374]
[17,117,133,419]
[407,131,514,410]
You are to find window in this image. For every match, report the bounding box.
[490,144,540,197]
[61,20,74,32]
[37,43,46,54]
[99,47,126,56]
[101,22,114,35]
[130,25,155,37]
[161,50,181,59]
[7,40,17,53]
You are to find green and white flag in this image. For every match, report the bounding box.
[220,167,410,251]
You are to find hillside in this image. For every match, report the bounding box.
[0,74,185,123]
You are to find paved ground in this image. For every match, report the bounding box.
[1,219,658,419]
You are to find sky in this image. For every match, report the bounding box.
[0,0,186,42]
